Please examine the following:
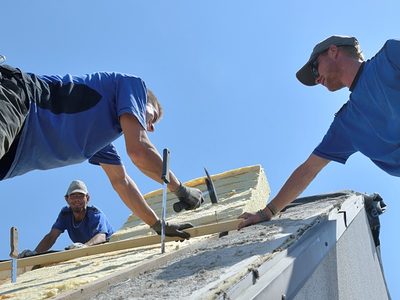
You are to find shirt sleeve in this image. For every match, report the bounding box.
[88,208,115,240]
[51,208,68,233]
[89,143,122,165]
[313,118,357,164]
[385,39,400,70]
[115,74,147,129]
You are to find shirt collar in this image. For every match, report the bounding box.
[349,62,365,92]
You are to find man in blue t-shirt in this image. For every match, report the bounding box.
[19,180,114,257]
[239,35,400,228]
[0,65,203,238]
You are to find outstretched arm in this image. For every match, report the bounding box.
[101,163,195,239]
[100,163,159,226]
[238,154,330,229]
[35,228,62,253]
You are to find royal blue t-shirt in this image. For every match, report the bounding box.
[313,39,400,176]
[52,206,114,243]
[4,72,148,179]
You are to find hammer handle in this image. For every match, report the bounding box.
[10,227,18,258]
[161,148,170,184]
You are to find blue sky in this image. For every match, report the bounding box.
[1,0,399,297]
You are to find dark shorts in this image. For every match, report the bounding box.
[0,65,30,178]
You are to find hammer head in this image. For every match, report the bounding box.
[204,168,219,204]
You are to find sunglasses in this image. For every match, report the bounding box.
[311,49,330,79]
[311,59,320,79]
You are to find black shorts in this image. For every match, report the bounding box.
[0,65,30,178]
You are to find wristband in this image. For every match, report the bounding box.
[267,202,278,216]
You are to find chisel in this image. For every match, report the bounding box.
[10,227,18,283]
[160,148,170,253]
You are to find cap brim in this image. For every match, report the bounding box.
[296,63,317,86]
[67,189,87,196]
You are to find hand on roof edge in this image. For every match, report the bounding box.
[237,209,271,230]
[18,249,37,258]
[65,242,88,250]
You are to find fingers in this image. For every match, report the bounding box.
[18,249,36,258]
[178,223,194,230]
[238,212,252,219]
[173,201,191,213]
[167,229,190,240]
[238,217,253,230]
[237,212,257,230]
[173,201,184,213]
[177,230,190,240]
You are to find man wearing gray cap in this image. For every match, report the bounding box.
[19,180,115,257]
[239,35,400,228]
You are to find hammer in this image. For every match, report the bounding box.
[173,168,219,213]
[10,227,18,283]
[160,148,170,254]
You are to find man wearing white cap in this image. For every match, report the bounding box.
[19,180,115,257]
[239,35,400,228]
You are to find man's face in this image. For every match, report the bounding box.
[66,192,89,213]
[145,103,160,132]
[312,47,346,91]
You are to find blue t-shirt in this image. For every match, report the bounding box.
[313,39,400,176]
[52,205,114,243]
[4,72,148,179]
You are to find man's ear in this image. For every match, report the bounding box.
[328,45,339,58]
[64,196,68,202]
[86,194,90,202]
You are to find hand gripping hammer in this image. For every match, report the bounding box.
[173,168,219,213]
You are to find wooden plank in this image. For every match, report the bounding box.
[0,219,241,273]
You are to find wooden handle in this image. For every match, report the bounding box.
[10,227,18,258]
[161,148,170,184]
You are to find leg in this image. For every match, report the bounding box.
[0,66,29,159]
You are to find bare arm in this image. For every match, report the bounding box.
[35,228,62,253]
[84,233,107,246]
[238,154,330,229]
[119,113,181,192]
[100,163,159,226]
[269,154,330,211]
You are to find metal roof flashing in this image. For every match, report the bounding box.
[222,191,389,300]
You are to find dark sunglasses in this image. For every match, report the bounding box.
[311,49,329,79]
[311,59,320,79]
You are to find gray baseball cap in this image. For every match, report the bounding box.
[65,180,89,196]
[296,35,359,86]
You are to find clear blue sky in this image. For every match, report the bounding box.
[1,1,399,297]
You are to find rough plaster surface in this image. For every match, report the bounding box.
[90,197,343,299]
